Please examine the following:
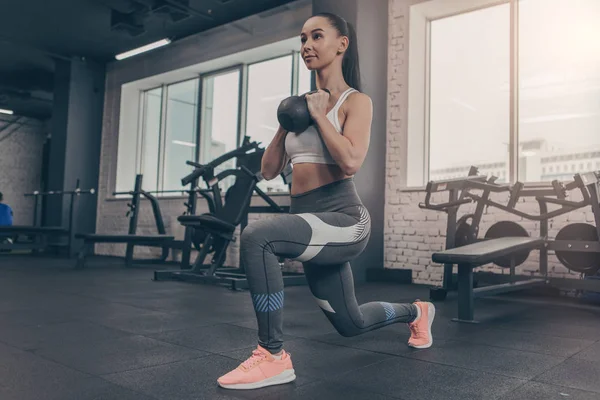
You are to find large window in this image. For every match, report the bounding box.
[140,87,163,192]
[200,67,242,191]
[123,48,312,196]
[518,0,600,182]
[246,55,294,193]
[135,79,199,193]
[415,0,600,184]
[163,79,199,191]
[429,5,510,182]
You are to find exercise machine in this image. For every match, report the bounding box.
[74,174,212,268]
[0,180,95,255]
[154,136,306,290]
[421,168,600,322]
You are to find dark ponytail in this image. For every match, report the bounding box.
[314,12,362,91]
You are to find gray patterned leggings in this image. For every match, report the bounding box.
[241,178,418,353]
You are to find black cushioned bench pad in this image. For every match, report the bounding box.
[432,236,545,266]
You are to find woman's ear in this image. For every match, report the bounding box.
[337,36,349,54]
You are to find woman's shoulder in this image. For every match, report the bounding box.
[345,90,373,111]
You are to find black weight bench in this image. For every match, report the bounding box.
[74,234,174,269]
[432,236,546,323]
[0,226,70,251]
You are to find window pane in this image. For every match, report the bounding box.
[519,0,600,182]
[298,55,312,95]
[200,69,241,191]
[141,87,162,192]
[429,5,510,182]
[163,79,199,191]
[246,55,293,192]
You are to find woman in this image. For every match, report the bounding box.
[218,12,435,390]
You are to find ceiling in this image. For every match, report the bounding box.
[0,0,300,118]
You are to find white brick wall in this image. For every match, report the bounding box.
[385,0,591,285]
[0,116,47,225]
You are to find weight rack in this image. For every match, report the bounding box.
[421,168,600,300]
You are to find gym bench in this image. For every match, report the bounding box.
[74,234,174,269]
[0,226,69,252]
[431,236,546,323]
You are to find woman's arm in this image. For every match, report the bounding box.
[261,125,290,180]
[309,91,373,176]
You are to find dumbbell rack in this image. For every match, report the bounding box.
[421,168,600,300]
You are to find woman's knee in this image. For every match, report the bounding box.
[328,317,361,337]
[240,220,272,249]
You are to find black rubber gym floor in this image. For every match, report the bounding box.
[1,256,600,400]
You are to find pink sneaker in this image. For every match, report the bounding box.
[217,346,296,390]
[408,301,435,349]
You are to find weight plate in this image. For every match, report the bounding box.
[555,223,600,274]
[455,214,478,248]
[484,221,531,268]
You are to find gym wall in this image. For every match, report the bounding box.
[384,0,591,285]
[0,116,48,225]
[95,1,312,261]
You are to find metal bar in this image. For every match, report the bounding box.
[157,85,169,192]
[538,199,549,276]
[510,256,516,281]
[424,18,432,182]
[579,171,600,185]
[428,175,487,192]
[465,180,512,193]
[126,175,143,264]
[470,188,489,233]
[32,194,39,227]
[443,189,459,291]
[472,279,546,298]
[467,194,586,221]
[238,65,249,147]
[546,241,600,252]
[181,180,198,269]
[509,0,519,183]
[24,189,95,196]
[253,186,283,212]
[507,182,523,208]
[456,264,475,322]
[194,75,203,165]
[587,180,600,241]
[291,51,299,95]
[536,197,585,207]
[68,190,76,257]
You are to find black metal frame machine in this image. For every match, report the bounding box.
[420,167,600,322]
[153,136,306,290]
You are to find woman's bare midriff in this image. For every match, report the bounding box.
[290,163,351,195]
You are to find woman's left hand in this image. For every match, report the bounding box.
[305,89,330,120]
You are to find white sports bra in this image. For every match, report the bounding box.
[285,87,358,165]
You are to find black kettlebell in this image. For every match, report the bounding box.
[277,88,330,133]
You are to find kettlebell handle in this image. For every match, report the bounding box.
[303,88,331,98]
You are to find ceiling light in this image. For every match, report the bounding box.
[0,108,14,115]
[115,39,172,61]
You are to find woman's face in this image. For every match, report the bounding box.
[300,16,347,71]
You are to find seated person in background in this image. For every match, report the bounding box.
[0,192,14,244]
[0,192,13,227]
